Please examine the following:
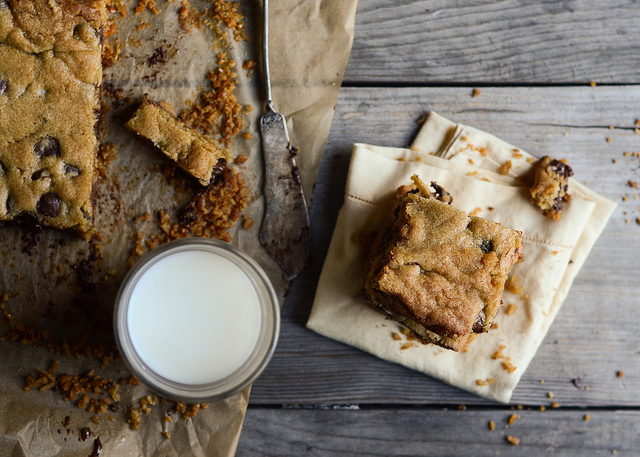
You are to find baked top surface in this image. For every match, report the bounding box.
[126,97,230,186]
[364,181,523,350]
[0,0,104,231]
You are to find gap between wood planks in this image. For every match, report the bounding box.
[340,81,640,88]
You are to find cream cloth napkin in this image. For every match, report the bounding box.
[306,112,616,403]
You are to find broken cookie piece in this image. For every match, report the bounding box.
[529,156,574,220]
[125,96,231,185]
[364,176,523,351]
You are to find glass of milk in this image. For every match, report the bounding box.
[114,238,280,403]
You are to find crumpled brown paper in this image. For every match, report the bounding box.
[307,112,616,403]
[0,0,357,455]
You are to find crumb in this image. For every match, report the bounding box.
[590,81,596,87]
[487,378,495,384]
[584,414,590,421]
[458,405,467,411]
[135,0,159,14]
[476,379,487,386]
[505,276,524,295]
[466,171,479,177]
[629,181,639,189]
[497,160,512,175]
[492,345,506,360]
[469,207,482,217]
[617,370,624,378]
[539,405,546,411]
[488,420,495,431]
[162,431,171,439]
[612,159,618,164]
[178,0,203,31]
[502,360,517,373]
[551,402,560,408]
[606,137,612,143]
[505,303,518,315]
[507,414,520,425]
[472,88,481,98]
[391,332,402,341]
[179,53,248,147]
[547,392,554,399]
[241,215,254,229]
[505,435,520,446]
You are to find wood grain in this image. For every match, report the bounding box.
[250,86,640,407]
[238,408,639,456]
[346,0,640,84]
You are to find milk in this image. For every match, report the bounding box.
[126,249,262,385]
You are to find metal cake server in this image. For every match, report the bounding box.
[259,0,310,282]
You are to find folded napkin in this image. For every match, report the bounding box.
[307,112,616,403]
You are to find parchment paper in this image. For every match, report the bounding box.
[0,0,357,455]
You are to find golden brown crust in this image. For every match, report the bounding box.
[0,0,104,232]
[125,96,232,186]
[364,177,523,351]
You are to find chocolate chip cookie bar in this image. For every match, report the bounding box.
[529,156,574,220]
[364,176,523,351]
[0,0,105,233]
[126,96,231,186]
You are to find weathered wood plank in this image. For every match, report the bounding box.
[250,86,640,406]
[346,0,640,84]
[237,408,638,456]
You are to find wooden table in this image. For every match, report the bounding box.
[238,2,640,455]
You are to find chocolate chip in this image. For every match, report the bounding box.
[6,194,13,213]
[0,79,6,95]
[430,181,453,204]
[34,137,61,158]
[14,211,42,233]
[479,239,493,254]
[472,312,485,333]
[64,164,80,177]
[72,24,83,38]
[549,159,574,179]
[80,427,91,441]
[31,169,51,180]
[37,193,61,217]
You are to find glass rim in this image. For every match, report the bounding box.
[113,238,280,403]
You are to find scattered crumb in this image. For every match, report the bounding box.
[617,370,624,378]
[162,431,171,439]
[606,137,612,143]
[547,392,554,399]
[505,435,520,446]
[492,344,506,360]
[458,405,467,411]
[488,420,495,431]
[539,405,546,411]
[505,303,518,316]
[497,160,512,175]
[609,125,614,130]
[507,414,520,425]
[391,332,402,341]
[505,276,524,295]
[502,360,517,373]
[551,402,560,408]
[472,88,481,98]
[476,379,487,386]
[629,181,639,189]
[487,378,495,384]
[584,414,591,421]
[540,379,545,384]
[234,155,248,165]
[612,159,618,164]
[590,81,596,87]
[469,207,482,217]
